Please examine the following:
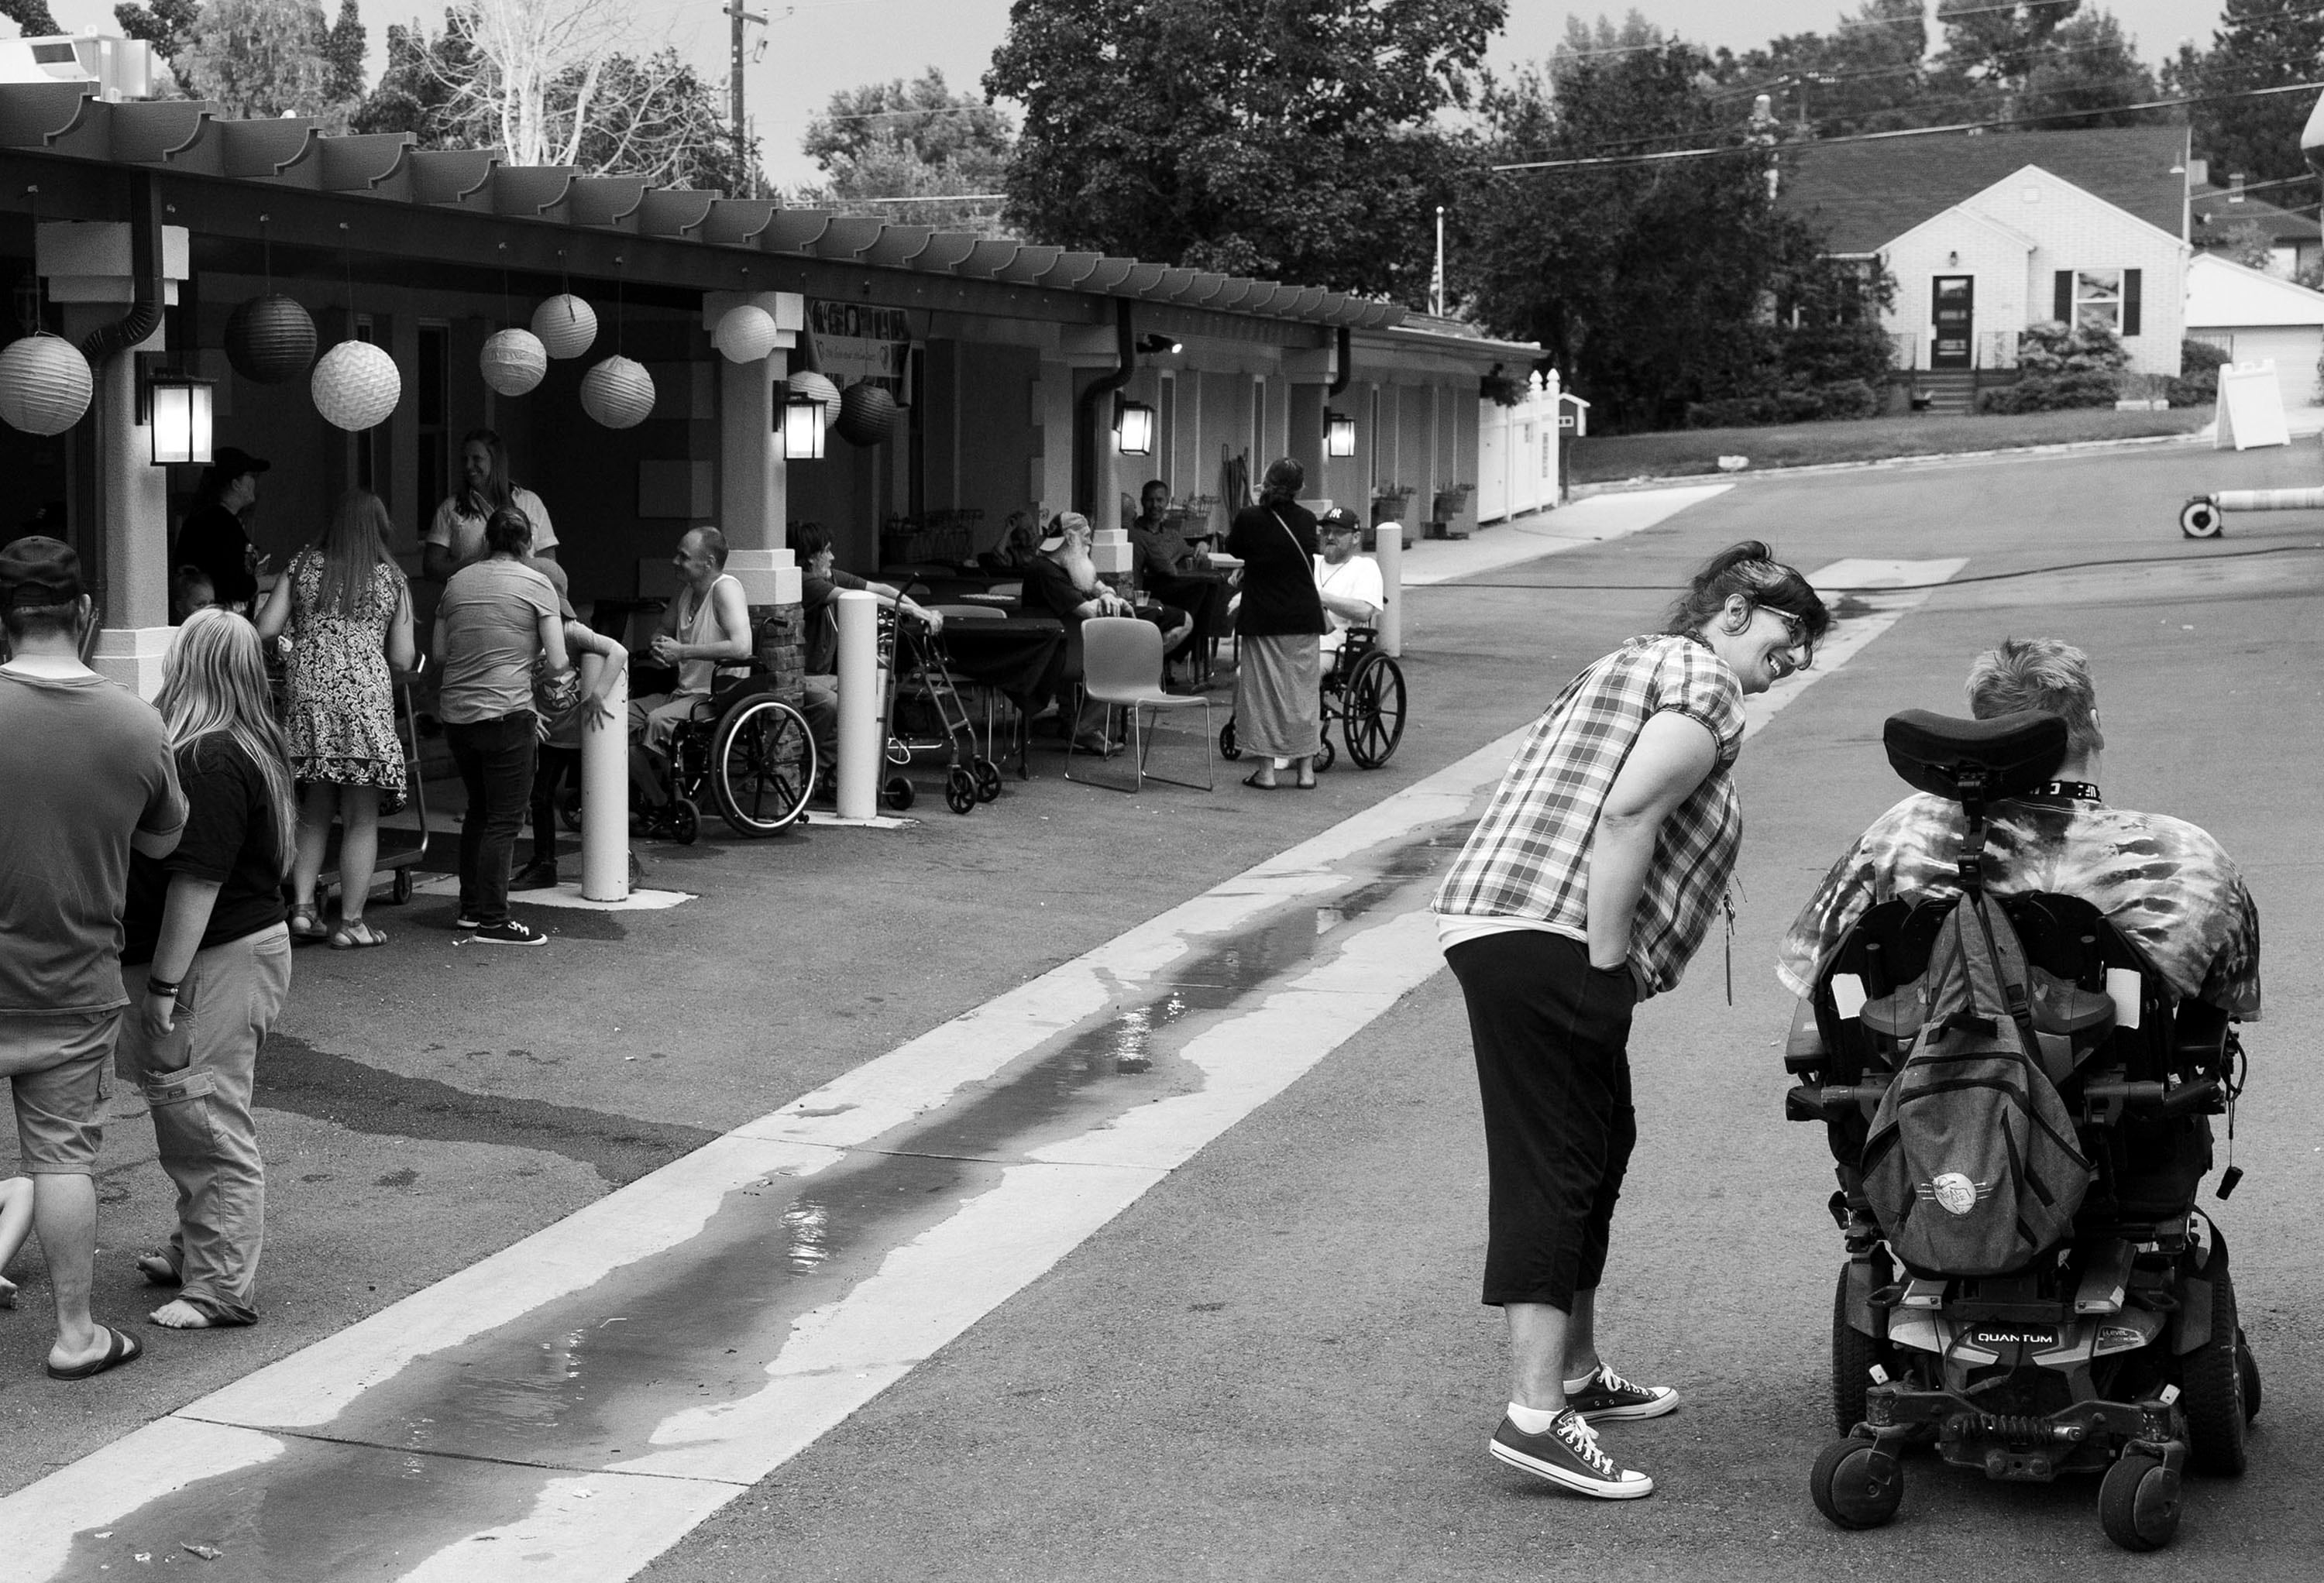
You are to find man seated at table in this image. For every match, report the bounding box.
[1127,480,1229,683]
[628,527,751,802]
[1313,506,1384,663]
[1019,512,1192,753]
[796,521,945,773]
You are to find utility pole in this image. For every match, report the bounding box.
[727,0,768,197]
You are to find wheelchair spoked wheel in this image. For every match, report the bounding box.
[944,765,979,816]
[1341,651,1406,769]
[1219,719,1240,760]
[883,774,916,812]
[971,756,1003,804]
[710,697,816,837]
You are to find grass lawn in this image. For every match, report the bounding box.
[1569,405,2212,486]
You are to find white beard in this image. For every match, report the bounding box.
[1059,548,1098,592]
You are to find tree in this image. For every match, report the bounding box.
[2018,10,2157,129]
[2168,1,2324,188]
[2195,218,2274,270]
[797,68,1016,233]
[176,0,336,122]
[112,0,201,95]
[321,0,366,105]
[984,0,1503,299]
[1714,0,1946,139]
[1936,0,2082,102]
[3,0,62,39]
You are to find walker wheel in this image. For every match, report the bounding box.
[1219,719,1240,761]
[883,774,916,812]
[971,757,1002,803]
[2180,498,2223,539]
[2099,1453,2180,1552]
[1810,1436,1903,1530]
[390,867,413,905]
[670,797,700,846]
[944,766,978,816]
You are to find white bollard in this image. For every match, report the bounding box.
[836,589,881,821]
[579,650,629,901]
[1373,518,1403,658]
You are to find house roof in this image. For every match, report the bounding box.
[0,79,1415,338]
[2190,182,2316,247]
[2186,252,2324,329]
[1779,126,2189,253]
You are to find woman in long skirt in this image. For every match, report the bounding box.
[1226,456,1325,789]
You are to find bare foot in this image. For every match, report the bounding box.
[148,1298,218,1330]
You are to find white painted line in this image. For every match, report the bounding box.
[411,876,696,912]
[1401,484,1731,587]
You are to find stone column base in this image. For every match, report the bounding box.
[93,625,175,700]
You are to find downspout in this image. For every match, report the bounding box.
[1072,299,1136,514]
[79,172,163,365]
[1327,324,1351,397]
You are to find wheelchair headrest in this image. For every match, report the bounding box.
[1882,709,2068,803]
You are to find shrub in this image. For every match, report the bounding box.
[1976,372,2123,414]
[2015,321,2130,376]
[2170,337,2230,407]
[1683,379,1884,427]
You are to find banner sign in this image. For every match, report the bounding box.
[810,301,913,400]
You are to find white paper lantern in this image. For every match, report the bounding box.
[579,355,655,429]
[713,304,781,363]
[531,294,597,359]
[786,370,841,428]
[480,328,548,397]
[0,333,94,436]
[311,340,401,432]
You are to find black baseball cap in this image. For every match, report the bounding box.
[0,534,84,607]
[208,447,271,481]
[1317,506,1361,534]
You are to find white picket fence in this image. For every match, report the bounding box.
[1477,371,1565,523]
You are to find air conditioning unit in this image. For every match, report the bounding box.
[0,34,160,101]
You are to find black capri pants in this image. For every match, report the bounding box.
[1446,929,1639,1310]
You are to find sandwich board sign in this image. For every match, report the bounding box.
[2216,360,2290,451]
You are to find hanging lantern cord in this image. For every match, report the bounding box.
[23,184,41,332]
[499,242,511,331]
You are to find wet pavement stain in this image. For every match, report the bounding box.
[55,826,1466,1581]
[256,1037,720,1185]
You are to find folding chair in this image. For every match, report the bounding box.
[1065,616,1214,793]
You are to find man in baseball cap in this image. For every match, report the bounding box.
[2,534,187,1380]
[1315,506,1384,658]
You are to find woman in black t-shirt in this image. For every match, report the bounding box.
[1226,457,1326,788]
[116,609,296,1330]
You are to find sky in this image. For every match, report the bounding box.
[47,0,2224,191]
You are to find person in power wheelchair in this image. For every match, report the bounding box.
[1774,638,2261,1552]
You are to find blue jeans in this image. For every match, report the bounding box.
[445,712,537,927]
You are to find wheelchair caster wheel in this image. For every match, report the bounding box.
[2179,498,2223,539]
[1219,719,1239,761]
[1314,736,1335,774]
[944,767,978,815]
[1810,1436,1903,1530]
[883,774,916,812]
[390,867,413,905]
[669,797,700,846]
[2099,1453,2179,1552]
[971,757,1002,803]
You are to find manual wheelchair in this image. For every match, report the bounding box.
[570,669,817,844]
[1219,626,1407,771]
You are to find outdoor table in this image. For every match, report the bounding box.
[957,590,1017,608]
[940,615,1067,777]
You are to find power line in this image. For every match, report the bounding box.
[1490,80,2314,174]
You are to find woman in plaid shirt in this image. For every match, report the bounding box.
[1435,540,1828,1499]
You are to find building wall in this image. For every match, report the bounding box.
[1882,219,2034,373]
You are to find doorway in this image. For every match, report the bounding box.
[1930,275,1974,369]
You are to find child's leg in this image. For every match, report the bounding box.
[0,1176,33,1303]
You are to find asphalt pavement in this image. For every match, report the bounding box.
[3,435,2321,1578]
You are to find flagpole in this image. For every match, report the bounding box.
[1431,204,1446,318]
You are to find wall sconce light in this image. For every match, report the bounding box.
[1946,250,1959,268]
[780,391,825,459]
[146,373,215,465]
[1325,410,1356,458]
[1114,397,1155,456]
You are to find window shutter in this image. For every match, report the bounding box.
[2053,270,2073,324]
[2123,269,2143,337]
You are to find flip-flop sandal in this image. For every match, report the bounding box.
[328,921,388,949]
[1241,770,1278,790]
[135,1253,181,1286]
[45,1325,143,1380]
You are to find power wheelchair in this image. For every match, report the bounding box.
[1783,710,2257,1553]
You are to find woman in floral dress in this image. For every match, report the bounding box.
[256,490,414,948]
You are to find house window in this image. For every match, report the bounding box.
[2073,270,2123,332]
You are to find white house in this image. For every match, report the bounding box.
[2185,252,2324,412]
[1783,128,2192,401]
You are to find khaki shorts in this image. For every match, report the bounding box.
[0,1009,122,1176]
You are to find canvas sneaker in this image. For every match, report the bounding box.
[1489,1410,1654,1499]
[471,920,546,947]
[1566,1363,1679,1423]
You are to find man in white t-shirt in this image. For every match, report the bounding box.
[1313,506,1384,658]
[422,429,559,582]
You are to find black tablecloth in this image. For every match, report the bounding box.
[940,616,1067,709]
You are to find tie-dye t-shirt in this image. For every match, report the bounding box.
[1776,792,2261,1018]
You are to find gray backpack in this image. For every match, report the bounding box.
[1860,891,2093,1276]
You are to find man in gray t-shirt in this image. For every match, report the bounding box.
[1,537,186,1379]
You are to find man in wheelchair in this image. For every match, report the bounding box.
[628,527,754,807]
[1315,507,1384,668]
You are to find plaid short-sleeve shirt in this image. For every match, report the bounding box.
[1432,634,1748,995]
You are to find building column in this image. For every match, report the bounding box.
[703,290,803,606]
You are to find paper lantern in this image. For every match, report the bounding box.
[0,333,93,436]
[834,380,898,446]
[786,370,840,427]
[480,328,548,397]
[713,304,780,363]
[223,294,316,384]
[579,355,655,429]
[311,340,401,431]
[531,294,597,359]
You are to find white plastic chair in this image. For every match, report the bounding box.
[1064,616,1213,793]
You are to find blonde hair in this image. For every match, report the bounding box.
[156,609,297,873]
[306,490,405,620]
